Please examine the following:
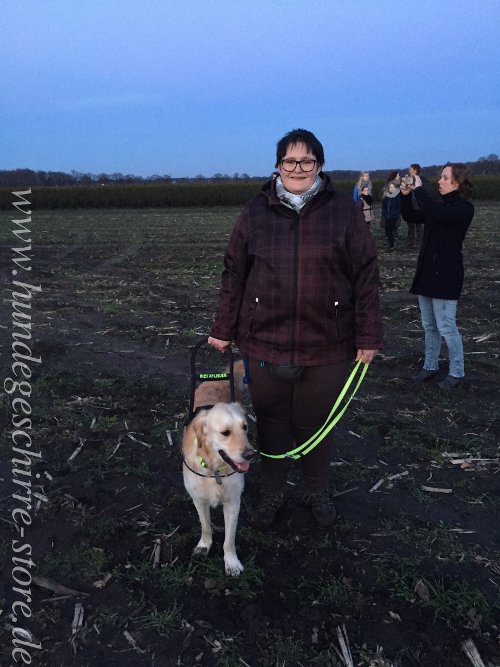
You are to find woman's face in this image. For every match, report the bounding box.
[388,183,396,193]
[438,166,459,195]
[278,142,321,194]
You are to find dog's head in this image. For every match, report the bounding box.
[197,402,254,473]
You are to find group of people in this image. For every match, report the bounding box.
[207,128,474,529]
[353,166,431,250]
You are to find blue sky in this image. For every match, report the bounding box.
[1,0,498,177]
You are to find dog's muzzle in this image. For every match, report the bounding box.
[219,448,254,473]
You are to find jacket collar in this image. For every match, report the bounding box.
[441,190,461,204]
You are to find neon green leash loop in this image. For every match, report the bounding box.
[258,359,369,460]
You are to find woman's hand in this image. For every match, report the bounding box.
[356,349,378,364]
[400,179,412,195]
[413,174,423,188]
[207,336,231,352]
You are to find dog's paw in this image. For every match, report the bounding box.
[224,556,244,577]
[192,545,210,558]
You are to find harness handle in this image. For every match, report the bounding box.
[187,336,235,423]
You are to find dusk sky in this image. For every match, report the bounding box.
[2,0,498,178]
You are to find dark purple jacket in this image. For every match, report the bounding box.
[210,174,384,366]
[402,188,474,300]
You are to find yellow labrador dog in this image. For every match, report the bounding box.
[182,361,254,576]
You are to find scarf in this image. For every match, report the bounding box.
[384,186,400,199]
[275,174,323,212]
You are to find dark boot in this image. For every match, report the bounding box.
[410,368,439,383]
[249,493,284,530]
[438,375,464,390]
[304,490,337,527]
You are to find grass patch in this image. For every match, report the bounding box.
[375,557,500,625]
[117,559,197,595]
[135,601,182,638]
[39,546,110,580]
[194,554,264,600]
[257,630,309,666]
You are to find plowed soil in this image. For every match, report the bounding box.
[1,205,499,667]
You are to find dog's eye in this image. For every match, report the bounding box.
[221,429,231,437]
[242,423,248,431]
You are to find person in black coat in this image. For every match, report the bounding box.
[401,163,431,247]
[381,181,401,250]
[401,163,474,390]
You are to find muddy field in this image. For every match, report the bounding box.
[1,204,499,667]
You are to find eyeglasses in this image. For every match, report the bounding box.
[280,158,317,172]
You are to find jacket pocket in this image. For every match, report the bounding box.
[327,300,344,342]
[245,296,259,339]
[328,301,355,344]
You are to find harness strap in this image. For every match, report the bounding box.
[184,404,214,426]
[187,337,235,425]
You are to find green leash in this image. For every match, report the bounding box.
[258,359,369,460]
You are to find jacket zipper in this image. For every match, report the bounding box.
[290,212,300,365]
[273,196,321,366]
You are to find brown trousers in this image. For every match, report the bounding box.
[248,357,352,494]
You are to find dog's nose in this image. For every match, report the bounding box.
[242,448,255,461]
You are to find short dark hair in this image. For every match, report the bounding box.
[410,163,421,174]
[275,129,325,167]
[442,162,473,199]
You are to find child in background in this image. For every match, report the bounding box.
[381,181,401,250]
[360,185,374,223]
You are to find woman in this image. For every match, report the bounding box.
[401,163,474,390]
[208,129,383,529]
[381,181,401,250]
[353,171,372,202]
[403,163,429,247]
[385,170,401,186]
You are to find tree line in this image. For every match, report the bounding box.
[0,155,498,189]
[1,175,499,210]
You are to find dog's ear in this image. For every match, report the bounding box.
[192,413,208,446]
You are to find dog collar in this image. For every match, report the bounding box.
[183,458,236,486]
[199,456,230,475]
[194,437,231,475]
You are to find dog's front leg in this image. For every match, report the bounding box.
[223,498,244,576]
[192,498,212,557]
